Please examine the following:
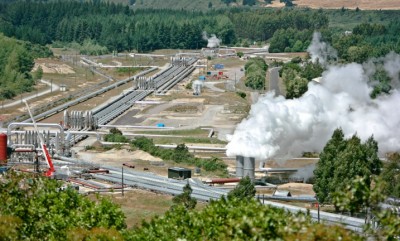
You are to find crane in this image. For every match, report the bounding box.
[23,99,55,177]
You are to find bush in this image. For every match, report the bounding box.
[236,91,246,98]
[84,145,95,151]
[104,134,128,143]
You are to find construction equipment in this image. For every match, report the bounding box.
[23,100,55,177]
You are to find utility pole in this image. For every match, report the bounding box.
[316,197,320,223]
[122,165,124,197]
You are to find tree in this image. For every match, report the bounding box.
[172,183,197,210]
[244,57,268,90]
[313,128,346,203]
[313,129,382,205]
[380,153,400,198]
[34,65,43,81]
[227,176,256,200]
[243,0,256,6]
[280,0,294,7]
[110,127,123,135]
[285,75,308,99]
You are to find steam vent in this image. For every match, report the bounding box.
[236,155,255,182]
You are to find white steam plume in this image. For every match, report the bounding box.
[307,32,337,66]
[226,36,400,160]
[202,31,221,48]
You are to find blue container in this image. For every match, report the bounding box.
[156,123,165,128]
[214,64,224,69]
[199,75,206,81]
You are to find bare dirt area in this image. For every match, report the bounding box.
[33,58,75,74]
[278,183,315,196]
[291,0,400,10]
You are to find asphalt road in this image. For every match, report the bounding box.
[2,79,60,108]
[269,67,281,96]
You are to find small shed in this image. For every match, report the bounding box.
[168,167,192,179]
[273,190,292,197]
[60,84,68,92]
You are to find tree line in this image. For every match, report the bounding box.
[0,1,328,53]
[1,1,399,57]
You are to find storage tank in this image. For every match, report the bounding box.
[243,156,255,182]
[236,155,244,178]
[0,133,7,162]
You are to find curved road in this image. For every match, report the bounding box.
[2,79,59,108]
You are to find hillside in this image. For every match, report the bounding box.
[293,0,400,10]
[132,0,400,10]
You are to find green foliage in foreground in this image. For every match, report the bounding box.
[227,175,256,201]
[126,197,363,241]
[3,169,400,240]
[171,183,197,210]
[131,137,228,174]
[0,171,126,241]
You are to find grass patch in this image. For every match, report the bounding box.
[165,104,199,113]
[153,137,227,145]
[102,191,174,228]
[134,128,209,136]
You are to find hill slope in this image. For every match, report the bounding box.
[132,0,400,10]
[293,0,400,10]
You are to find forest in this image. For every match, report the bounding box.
[0,1,400,96]
[0,1,328,52]
[0,34,51,100]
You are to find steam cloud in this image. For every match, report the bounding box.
[226,34,400,160]
[192,80,203,93]
[202,31,221,48]
[307,32,337,66]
